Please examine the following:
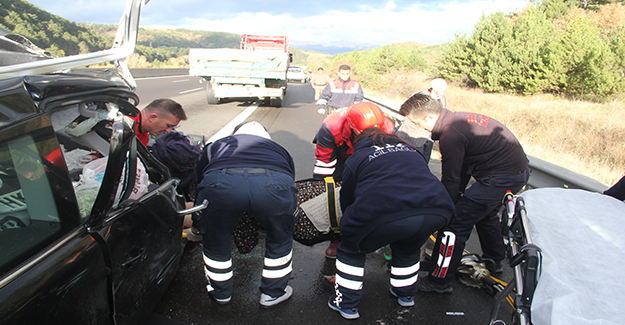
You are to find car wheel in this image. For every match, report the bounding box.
[270,97,283,107]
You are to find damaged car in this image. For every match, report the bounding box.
[0,0,206,324]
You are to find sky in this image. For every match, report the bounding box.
[27,0,531,46]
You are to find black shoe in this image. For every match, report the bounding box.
[483,258,503,274]
[417,276,453,293]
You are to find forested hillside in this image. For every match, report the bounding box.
[438,0,625,100]
[0,0,109,56]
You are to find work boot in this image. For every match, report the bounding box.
[325,240,340,259]
[417,276,453,293]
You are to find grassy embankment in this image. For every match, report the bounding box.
[366,72,625,186]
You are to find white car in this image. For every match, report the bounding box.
[287,66,307,83]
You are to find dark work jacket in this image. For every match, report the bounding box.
[339,137,455,250]
[431,109,528,203]
[197,134,295,180]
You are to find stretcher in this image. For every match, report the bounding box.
[474,188,625,324]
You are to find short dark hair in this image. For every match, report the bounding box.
[399,93,441,119]
[317,67,324,71]
[338,64,351,71]
[145,98,187,120]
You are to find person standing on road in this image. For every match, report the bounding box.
[310,67,331,101]
[313,102,394,259]
[193,121,298,307]
[128,98,187,147]
[399,93,530,294]
[327,127,455,320]
[316,65,363,115]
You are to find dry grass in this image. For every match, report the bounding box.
[367,74,625,186]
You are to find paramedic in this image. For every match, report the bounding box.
[399,93,529,293]
[327,127,455,319]
[313,102,394,259]
[194,121,297,307]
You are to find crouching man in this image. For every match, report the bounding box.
[328,127,455,319]
[399,93,530,293]
[194,121,298,307]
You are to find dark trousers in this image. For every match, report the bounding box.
[333,215,447,309]
[604,175,625,201]
[429,169,530,283]
[196,168,297,299]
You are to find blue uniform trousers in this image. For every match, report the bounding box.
[196,168,297,299]
[429,168,530,283]
[333,214,447,309]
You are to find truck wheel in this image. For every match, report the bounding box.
[270,97,283,107]
[206,84,218,105]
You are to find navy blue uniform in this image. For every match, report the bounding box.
[427,109,529,284]
[331,136,455,310]
[195,134,297,300]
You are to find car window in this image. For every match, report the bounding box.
[0,129,80,277]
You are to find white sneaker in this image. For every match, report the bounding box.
[259,286,293,308]
[184,228,202,242]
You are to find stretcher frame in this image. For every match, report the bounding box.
[489,191,542,325]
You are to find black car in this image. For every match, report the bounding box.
[0,1,205,324]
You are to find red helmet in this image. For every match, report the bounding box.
[382,117,395,133]
[346,102,386,134]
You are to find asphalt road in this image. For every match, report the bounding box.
[135,77,517,325]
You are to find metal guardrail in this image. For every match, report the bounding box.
[365,95,610,193]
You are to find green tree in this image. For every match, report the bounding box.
[559,15,619,98]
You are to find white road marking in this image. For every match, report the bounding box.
[179,87,203,94]
[207,101,262,143]
[173,79,190,83]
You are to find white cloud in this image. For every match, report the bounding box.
[167,0,528,45]
[28,0,530,45]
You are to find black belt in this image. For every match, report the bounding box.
[226,167,267,174]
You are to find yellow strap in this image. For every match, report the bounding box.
[324,177,340,233]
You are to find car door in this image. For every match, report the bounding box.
[86,120,186,325]
[0,112,112,324]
